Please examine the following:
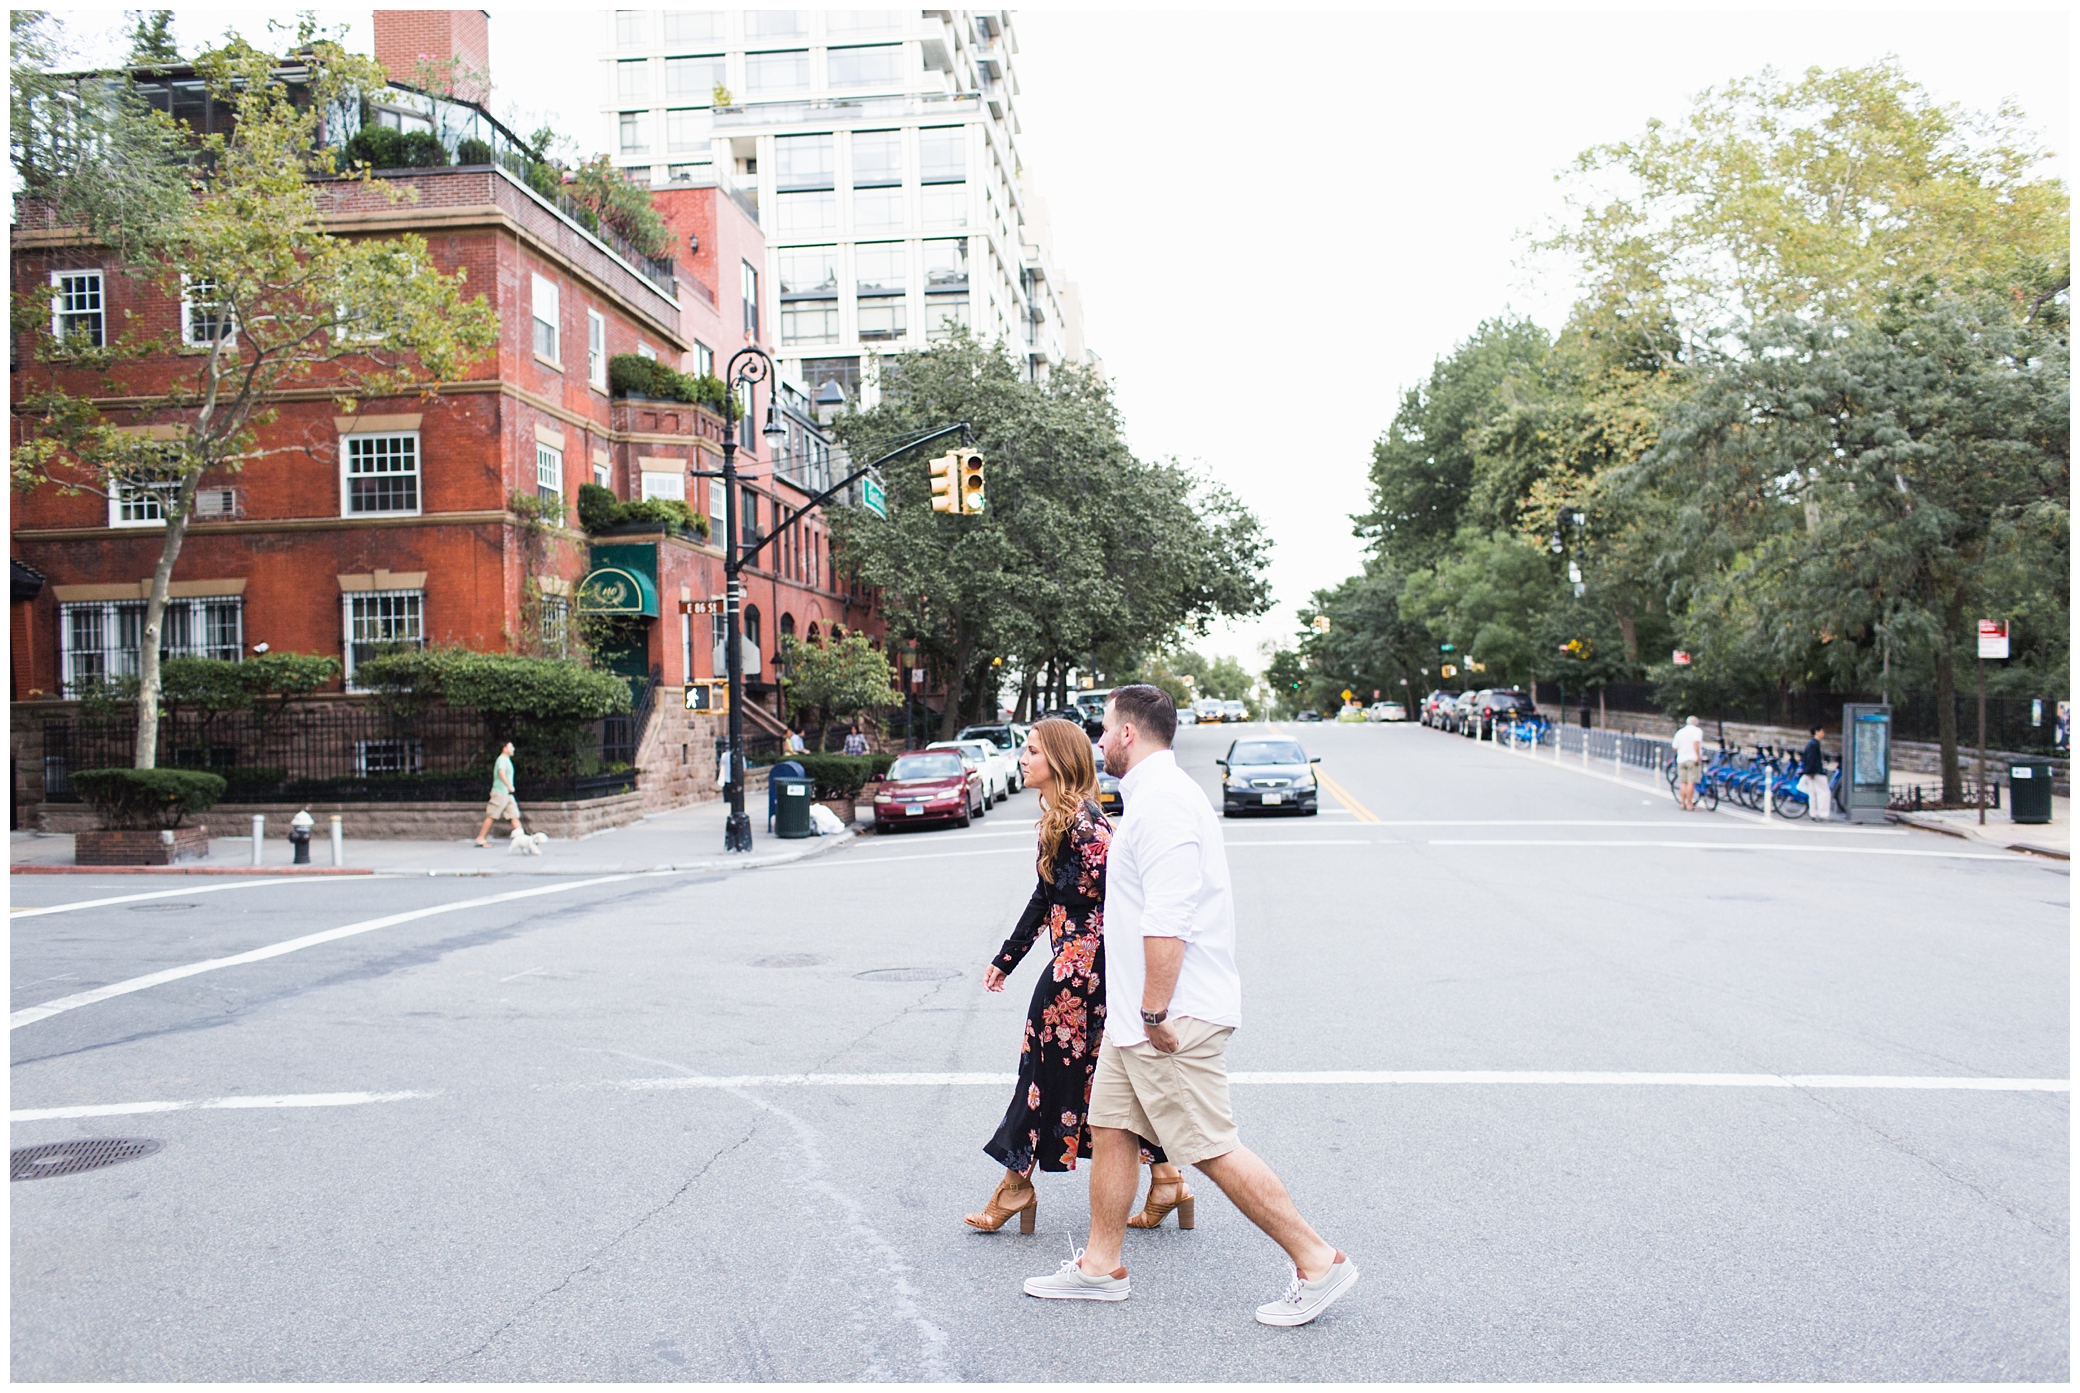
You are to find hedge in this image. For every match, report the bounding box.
[577,482,709,538]
[747,751,894,798]
[607,353,728,407]
[69,768,227,830]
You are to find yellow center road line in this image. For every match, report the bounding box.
[1310,765,1380,823]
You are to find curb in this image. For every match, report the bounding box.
[10,865,375,876]
[1885,812,2069,860]
[7,828,862,879]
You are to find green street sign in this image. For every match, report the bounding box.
[861,476,888,519]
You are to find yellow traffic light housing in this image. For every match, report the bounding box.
[957,452,986,513]
[927,451,960,513]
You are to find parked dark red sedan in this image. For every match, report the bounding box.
[870,750,984,831]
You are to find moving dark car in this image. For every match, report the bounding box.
[870,750,984,831]
[1094,743,1123,816]
[1295,709,1322,722]
[1218,737,1320,816]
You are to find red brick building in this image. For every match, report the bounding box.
[9,11,882,824]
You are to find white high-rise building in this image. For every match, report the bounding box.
[599,9,1082,401]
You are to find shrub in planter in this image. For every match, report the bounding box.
[456,136,493,165]
[576,482,710,538]
[69,768,227,829]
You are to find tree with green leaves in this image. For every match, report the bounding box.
[1636,292,2068,798]
[11,24,499,768]
[781,632,898,748]
[828,333,1270,736]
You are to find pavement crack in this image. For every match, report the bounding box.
[423,1118,759,1380]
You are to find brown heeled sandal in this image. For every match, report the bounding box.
[964,1172,1038,1233]
[1126,1177,1195,1230]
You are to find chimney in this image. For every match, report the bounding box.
[373,10,490,104]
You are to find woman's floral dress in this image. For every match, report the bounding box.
[983,798,1166,1174]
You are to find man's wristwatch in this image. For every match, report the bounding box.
[1140,1008,1168,1026]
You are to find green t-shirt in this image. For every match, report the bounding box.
[493,752,515,796]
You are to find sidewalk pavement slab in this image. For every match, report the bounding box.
[1886,793,2070,861]
[10,797,860,877]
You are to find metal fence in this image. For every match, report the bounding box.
[1533,681,2066,754]
[1551,724,1675,772]
[39,704,639,805]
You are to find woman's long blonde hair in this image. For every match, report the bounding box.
[1028,717,1103,879]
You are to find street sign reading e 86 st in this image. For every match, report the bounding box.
[861,476,887,519]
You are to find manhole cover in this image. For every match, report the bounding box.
[126,903,200,913]
[13,1137,162,1181]
[751,954,829,968]
[853,968,961,983]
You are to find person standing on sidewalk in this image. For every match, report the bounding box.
[1800,726,1832,820]
[1022,684,1359,1327]
[842,724,869,757]
[1672,716,1707,811]
[473,741,524,846]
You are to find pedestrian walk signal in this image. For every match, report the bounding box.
[927,452,960,513]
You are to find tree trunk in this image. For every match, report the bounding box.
[1613,607,1638,663]
[939,629,974,740]
[134,479,200,769]
[1934,592,1963,804]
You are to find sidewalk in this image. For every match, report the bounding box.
[9,798,859,876]
[1887,794,2070,860]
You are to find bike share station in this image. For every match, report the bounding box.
[1840,703,1892,824]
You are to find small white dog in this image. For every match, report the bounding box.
[507,827,548,855]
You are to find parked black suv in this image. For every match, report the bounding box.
[1469,688,1535,739]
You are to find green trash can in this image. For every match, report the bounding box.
[2008,760,2054,825]
[775,776,815,839]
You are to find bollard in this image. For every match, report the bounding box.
[251,814,265,866]
[329,815,344,868]
[288,808,314,865]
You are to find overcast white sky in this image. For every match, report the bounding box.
[58,6,2070,675]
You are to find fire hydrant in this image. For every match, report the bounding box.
[289,808,314,864]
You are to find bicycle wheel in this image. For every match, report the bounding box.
[1697,776,1720,811]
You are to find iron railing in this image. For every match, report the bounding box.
[38,704,639,805]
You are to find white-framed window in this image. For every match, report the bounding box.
[746,11,806,39]
[775,133,834,188]
[587,309,607,390]
[51,270,105,346]
[774,189,837,236]
[920,184,967,228]
[341,431,421,516]
[851,129,902,186]
[662,10,722,43]
[594,458,613,488]
[665,55,725,103]
[857,296,905,342]
[928,294,969,340]
[613,9,649,48]
[539,594,571,654]
[180,274,234,347]
[636,340,659,361]
[344,589,424,686]
[618,110,648,156]
[536,441,564,499]
[666,108,710,152]
[641,470,687,502]
[693,341,714,378]
[852,187,903,234]
[918,127,965,182]
[828,10,904,37]
[742,262,760,338]
[784,302,839,345]
[827,45,902,88]
[709,478,728,553]
[354,738,423,776]
[745,49,808,93]
[531,273,560,363]
[108,474,179,527]
[616,59,651,103]
[60,597,242,696]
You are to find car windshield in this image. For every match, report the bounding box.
[1230,741,1308,765]
[889,753,964,780]
[960,727,1015,749]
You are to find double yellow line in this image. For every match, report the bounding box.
[1311,764,1381,823]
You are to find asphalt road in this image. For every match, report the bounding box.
[11,721,2068,1380]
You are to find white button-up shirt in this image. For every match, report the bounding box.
[1102,748,1242,1047]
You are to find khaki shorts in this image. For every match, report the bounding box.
[1088,1017,1240,1167]
[1677,760,1702,784]
[485,790,521,820]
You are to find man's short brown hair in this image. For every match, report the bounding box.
[1107,684,1177,747]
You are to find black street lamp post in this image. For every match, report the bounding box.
[693,345,971,854]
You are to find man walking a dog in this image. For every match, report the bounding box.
[1022,683,1358,1326]
[473,741,525,847]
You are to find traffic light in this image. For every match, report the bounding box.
[957,452,986,513]
[927,452,959,513]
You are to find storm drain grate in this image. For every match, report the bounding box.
[13,1137,163,1181]
[854,968,961,983]
[752,954,830,969]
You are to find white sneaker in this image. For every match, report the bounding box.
[1255,1252,1358,1326]
[1023,1248,1130,1302]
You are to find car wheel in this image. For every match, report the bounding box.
[1303,805,1319,816]
[955,806,972,828]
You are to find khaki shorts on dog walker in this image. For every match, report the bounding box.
[485,791,521,820]
[1088,1016,1240,1167]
